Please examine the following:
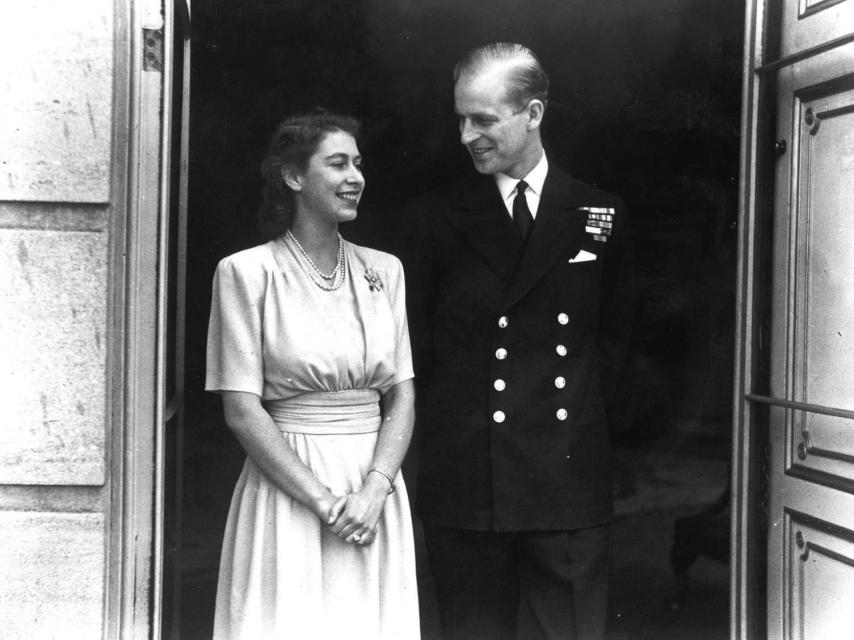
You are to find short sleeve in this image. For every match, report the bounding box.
[205,257,265,395]
[386,257,415,387]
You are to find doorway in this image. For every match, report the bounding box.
[172,1,743,637]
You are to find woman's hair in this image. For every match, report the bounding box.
[258,109,361,239]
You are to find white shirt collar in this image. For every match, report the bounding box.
[495,152,549,216]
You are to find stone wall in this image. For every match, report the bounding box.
[0,1,115,637]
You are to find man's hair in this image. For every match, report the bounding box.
[453,42,549,110]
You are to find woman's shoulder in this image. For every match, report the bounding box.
[345,240,402,272]
[216,240,279,275]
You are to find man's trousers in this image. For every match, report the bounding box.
[423,523,609,640]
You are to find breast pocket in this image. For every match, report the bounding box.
[558,248,604,315]
[568,249,598,264]
[564,246,603,277]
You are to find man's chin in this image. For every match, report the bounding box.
[470,156,498,176]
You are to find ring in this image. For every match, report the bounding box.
[353,534,361,541]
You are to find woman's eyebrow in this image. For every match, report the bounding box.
[324,152,361,162]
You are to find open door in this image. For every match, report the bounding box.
[734,1,854,638]
[156,0,190,638]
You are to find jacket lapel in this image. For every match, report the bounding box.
[502,168,587,309]
[444,176,522,282]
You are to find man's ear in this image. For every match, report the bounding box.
[526,100,545,130]
[281,165,302,192]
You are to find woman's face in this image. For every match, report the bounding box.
[292,130,364,225]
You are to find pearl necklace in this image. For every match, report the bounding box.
[283,230,346,291]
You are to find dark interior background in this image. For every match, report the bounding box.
[179,0,744,636]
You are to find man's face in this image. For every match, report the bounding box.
[454,66,539,178]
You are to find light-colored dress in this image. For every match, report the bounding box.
[205,237,420,640]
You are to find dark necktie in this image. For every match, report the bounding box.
[512,180,534,241]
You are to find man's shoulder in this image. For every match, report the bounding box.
[545,165,625,210]
[426,172,492,206]
[408,175,487,229]
[567,178,625,209]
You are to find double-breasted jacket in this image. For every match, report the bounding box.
[408,164,631,532]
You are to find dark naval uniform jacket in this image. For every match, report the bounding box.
[409,164,631,532]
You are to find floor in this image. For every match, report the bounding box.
[177,435,730,639]
[606,507,729,640]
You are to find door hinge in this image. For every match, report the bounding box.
[143,28,163,72]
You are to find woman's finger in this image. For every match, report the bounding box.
[327,495,347,525]
[336,520,359,539]
[329,512,353,535]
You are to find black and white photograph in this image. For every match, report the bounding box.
[1,1,853,638]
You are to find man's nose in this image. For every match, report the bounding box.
[460,120,479,145]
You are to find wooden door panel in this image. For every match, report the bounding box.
[786,510,854,640]
[766,35,854,640]
[781,0,854,58]
[793,84,854,414]
[787,80,854,485]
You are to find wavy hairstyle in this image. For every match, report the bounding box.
[258,109,361,239]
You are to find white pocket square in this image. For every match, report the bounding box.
[569,250,597,263]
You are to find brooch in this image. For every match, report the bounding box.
[363,268,383,292]
[578,206,615,243]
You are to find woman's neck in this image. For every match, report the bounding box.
[288,219,341,274]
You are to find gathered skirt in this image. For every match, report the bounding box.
[213,389,420,640]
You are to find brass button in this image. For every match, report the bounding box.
[495,348,508,360]
[494,379,506,391]
[498,315,509,328]
[493,410,506,423]
[556,344,567,356]
[556,408,568,421]
[557,313,570,325]
[554,376,566,389]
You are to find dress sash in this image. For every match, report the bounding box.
[265,389,381,435]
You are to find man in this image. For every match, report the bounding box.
[410,42,631,640]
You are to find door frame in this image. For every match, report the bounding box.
[155,0,191,637]
[732,0,774,637]
[114,0,190,637]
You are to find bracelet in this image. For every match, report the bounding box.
[369,468,396,494]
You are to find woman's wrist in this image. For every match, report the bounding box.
[367,468,396,493]
[363,471,393,499]
[310,487,336,518]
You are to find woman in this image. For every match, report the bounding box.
[206,111,419,639]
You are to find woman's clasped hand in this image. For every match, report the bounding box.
[323,471,391,545]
